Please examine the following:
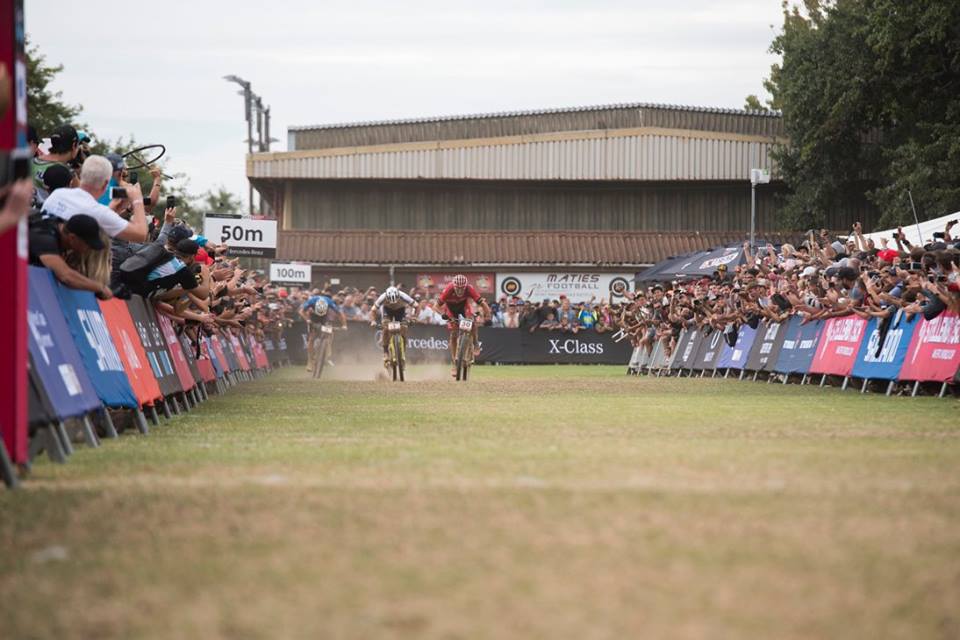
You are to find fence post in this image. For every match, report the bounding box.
[99,407,119,439]
[0,439,18,489]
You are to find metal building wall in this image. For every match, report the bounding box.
[285,179,795,232]
[252,130,778,183]
[290,103,783,150]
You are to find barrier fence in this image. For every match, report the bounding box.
[281,321,634,366]
[1,266,286,486]
[629,310,960,397]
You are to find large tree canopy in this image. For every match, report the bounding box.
[762,0,960,230]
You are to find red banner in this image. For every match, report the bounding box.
[229,333,251,371]
[898,311,960,382]
[809,316,868,376]
[208,335,231,373]
[415,272,496,296]
[156,313,196,391]
[99,299,162,407]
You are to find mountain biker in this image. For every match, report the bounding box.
[439,274,492,377]
[370,286,416,367]
[299,293,346,372]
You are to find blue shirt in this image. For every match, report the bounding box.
[97,176,119,205]
[302,295,339,314]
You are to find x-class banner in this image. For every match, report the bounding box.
[417,273,495,296]
[203,214,277,258]
[497,273,633,303]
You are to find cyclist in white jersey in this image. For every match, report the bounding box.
[370,286,416,365]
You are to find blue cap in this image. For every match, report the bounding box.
[195,235,209,247]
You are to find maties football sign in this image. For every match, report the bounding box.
[496,273,632,303]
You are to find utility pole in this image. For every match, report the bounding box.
[749,168,771,249]
[224,74,256,216]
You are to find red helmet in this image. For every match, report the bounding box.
[452,274,468,290]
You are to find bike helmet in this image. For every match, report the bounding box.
[313,299,329,316]
[385,286,400,304]
[452,274,468,292]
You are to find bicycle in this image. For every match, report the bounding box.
[383,319,407,382]
[310,323,337,379]
[452,316,475,382]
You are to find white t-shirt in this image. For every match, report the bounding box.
[41,187,129,238]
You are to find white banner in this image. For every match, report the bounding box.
[496,272,633,303]
[269,262,312,284]
[203,215,277,257]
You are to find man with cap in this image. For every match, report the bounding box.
[130,238,202,299]
[32,124,80,190]
[28,212,113,300]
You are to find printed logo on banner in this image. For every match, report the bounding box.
[548,338,605,355]
[899,312,960,381]
[28,309,54,365]
[76,309,124,373]
[500,277,522,297]
[496,273,634,303]
[57,364,82,396]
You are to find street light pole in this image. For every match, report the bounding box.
[224,74,256,216]
[749,168,771,249]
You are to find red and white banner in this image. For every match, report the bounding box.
[416,272,496,296]
[898,312,960,382]
[809,316,868,376]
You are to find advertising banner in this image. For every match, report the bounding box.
[496,272,633,303]
[155,312,196,391]
[745,321,786,372]
[26,267,101,419]
[229,333,252,371]
[898,311,960,382]
[125,296,182,396]
[270,262,312,285]
[851,311,919,382]
[774,317,824,375]
[672,328,704,370]
[176,332,205,387]
[99,297,162,407]
[518,330,633,365]
[218,334,240,371]
[203,335,226,378]
[716,324,758,370]
[28,356,59,428]
[416,273,496,296]
[809,316,868,377]
[203,214,277,258]
[53,282,138,409]
[692,328,726,371]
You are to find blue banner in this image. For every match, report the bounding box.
[27,267,102,419]
[204,336,225,379]
[774,317,824,374]
[851,311,919,381]
[53,283,138,409]
[716,324,758,370]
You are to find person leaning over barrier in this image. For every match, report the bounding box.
[28,211,113,300]
[41,155,148,243]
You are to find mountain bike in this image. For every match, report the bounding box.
[453,316,475,382]
[311,324,336,379]
[383,319,407,382]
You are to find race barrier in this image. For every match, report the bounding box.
[628,311,960,397]
[283,321,634,366]
[4,267,286,485]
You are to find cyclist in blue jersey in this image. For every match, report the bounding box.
[299,294,347,372]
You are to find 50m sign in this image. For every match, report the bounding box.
[203,214,278,257]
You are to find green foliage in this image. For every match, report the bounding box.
[199,186,244,216]
[743,94,771,112]
[764,0,960,230]
[25,38,84,137]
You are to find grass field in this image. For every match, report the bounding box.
[1,365,959,639]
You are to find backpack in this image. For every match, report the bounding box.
[119,243,171,285]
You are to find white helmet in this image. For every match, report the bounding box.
[385,286,400,304]
[313,299,329,316]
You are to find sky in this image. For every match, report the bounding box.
[26,0,784,208]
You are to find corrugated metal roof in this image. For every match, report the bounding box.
[278,230,804,267]
[289,101,783,150]
[290,101,780,132]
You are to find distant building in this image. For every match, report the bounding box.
[247,102,873,290]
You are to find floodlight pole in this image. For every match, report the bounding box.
[223,74,256,216]
[750,180,757,250]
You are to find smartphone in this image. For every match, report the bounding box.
[143,196,153,207]
[166,195,176,209]
[13,155,30,180]
[111,186,127,199]
[892,232,899,239]
[932,232,945,239]
[128,171,138,185]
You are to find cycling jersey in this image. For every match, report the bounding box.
[302,295,339,324]
[439,282,481,307]
[374,290,415,311]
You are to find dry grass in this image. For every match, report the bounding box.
[1,366,958,639]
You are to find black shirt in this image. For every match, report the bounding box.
[28,216,64,266]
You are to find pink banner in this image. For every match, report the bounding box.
[809,316,868,376]
[156,313,196,391]
[898,312,960,382]
[229,333,251,371]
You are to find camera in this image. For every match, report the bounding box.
[166,195,176,209]
[111,187,127,199]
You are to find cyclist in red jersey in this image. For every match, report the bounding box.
[439,274,492,376]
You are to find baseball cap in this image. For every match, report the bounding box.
[42,163,73,193]
[194,235,209,247]
[48,124,78,153]
[65,214,105,250]
[176,239,199,256]
[105,153,124,173]
[168,225,193,244]
[801,265,818,278]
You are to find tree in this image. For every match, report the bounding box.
[199,187,244,216]
[763,0,960,230]
[25,39,84,138]
[743,94,771,112]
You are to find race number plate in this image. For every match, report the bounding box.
[320,325,333,334]
[459,318,473,331]
[387,321,402,332]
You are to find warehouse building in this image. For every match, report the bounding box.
[246,101,873,293]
